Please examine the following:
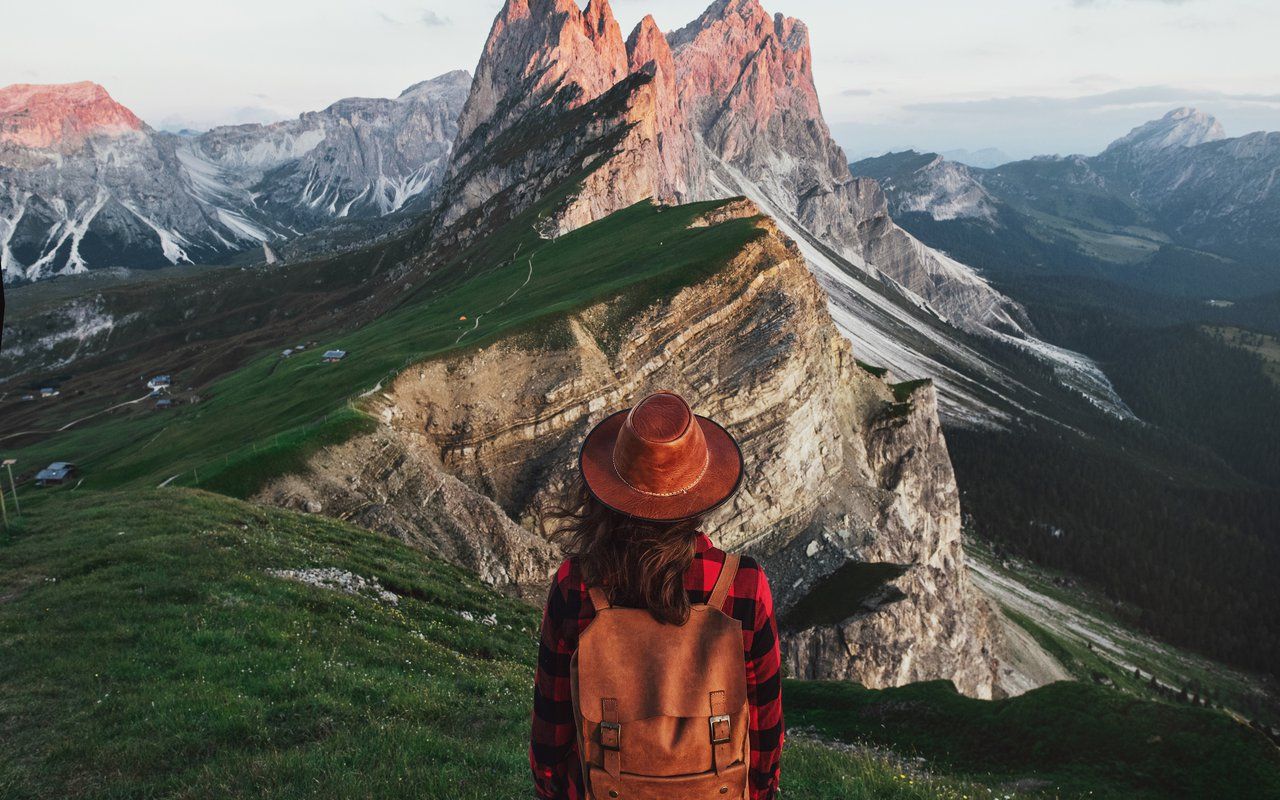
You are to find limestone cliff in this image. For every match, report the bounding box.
[432,0,1029,339]
[260,201,1008,698]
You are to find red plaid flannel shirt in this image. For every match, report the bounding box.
[530,534,783,799]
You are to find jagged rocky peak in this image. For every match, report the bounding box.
[0,81,145,151]
[664,0,1030,339]
[670,0,824,151]
[435,0,708,240]
[450,0,628,171]
[626,14,704,202]
[625,15,673,88]
[1107,107,1227,153]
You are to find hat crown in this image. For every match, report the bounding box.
[613,392,709,496]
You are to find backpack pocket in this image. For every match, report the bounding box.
[587,762,747,800]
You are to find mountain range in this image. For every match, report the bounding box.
[854,107,1280,298]
[0,72,470,283]
[3,0,1138,429]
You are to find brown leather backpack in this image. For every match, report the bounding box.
[571,554,749,800]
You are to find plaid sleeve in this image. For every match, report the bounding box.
[530,561,581,800]
[743,561,783,800]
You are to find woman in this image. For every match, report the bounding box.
[531,391,783,800]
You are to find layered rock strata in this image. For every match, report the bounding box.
[262,202,1007,697]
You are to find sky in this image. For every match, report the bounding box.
[3,0,1279,163]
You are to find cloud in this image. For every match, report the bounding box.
[841,88,874,97]
[905,86,1280,116]
[1070,0,1192,6]
[155,104,286,133]
[377,8,450,26]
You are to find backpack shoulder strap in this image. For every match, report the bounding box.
[705,553,740,611]
[587,586,611,611]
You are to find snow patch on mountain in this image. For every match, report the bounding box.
[120,202,193,264]
[215,208,271,243]
[0,188,29,281]
[26,190,110,279]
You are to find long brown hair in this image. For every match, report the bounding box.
[547,477,702,624]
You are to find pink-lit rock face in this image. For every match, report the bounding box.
[626,14,703,202]
[0,81,144,151]
[450,0,628,174]
[669,0,825,165]
[437,0,706,236]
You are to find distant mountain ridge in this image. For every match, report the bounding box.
[854,107,1280,297]
[1,72,470,283]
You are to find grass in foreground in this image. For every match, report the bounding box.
[1,489,1007,799]
[787,679,1280,800]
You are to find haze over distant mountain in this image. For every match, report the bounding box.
[939,148,1011,169]
[855,107,1280,298]
[1,72,470,283]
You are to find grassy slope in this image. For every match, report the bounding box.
[0,489,1004,800]
[6,198,762,499]
[787,679,1280,800]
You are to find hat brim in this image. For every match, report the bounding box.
[579,408,744,523]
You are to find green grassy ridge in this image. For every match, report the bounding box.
[786,679,1280,800]
[0,488,1003,799]
[7,197,763,500]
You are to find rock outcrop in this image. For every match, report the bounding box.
[261,201,1008,697]
[781,381,1001,695]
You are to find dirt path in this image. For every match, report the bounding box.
[455,251,536,346]
[0,392,154,443]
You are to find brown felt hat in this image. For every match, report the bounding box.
[579,391,744,522]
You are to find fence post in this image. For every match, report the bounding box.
[3,461,18,517]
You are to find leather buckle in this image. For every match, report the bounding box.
[709,714,731,745]
[600,721,621,751]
